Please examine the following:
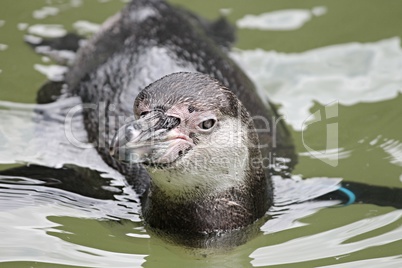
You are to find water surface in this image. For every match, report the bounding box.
[1,0,402,267]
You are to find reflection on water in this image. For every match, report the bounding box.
[231,38,402,130]
[236,7,327,31]
[0,164,146,266]
[0,207,147,267]
[381,139,402,167]
[251,210,402,266]
[0,0,402,267]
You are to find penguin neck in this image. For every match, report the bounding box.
[141,161,271,234]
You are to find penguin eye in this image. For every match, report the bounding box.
[140,111,150,117]
[199,119,216,130]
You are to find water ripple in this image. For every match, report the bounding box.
[251,210,402,266]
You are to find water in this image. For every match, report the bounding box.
[1,0,402,267]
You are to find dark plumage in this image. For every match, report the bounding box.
[61,0,295,243]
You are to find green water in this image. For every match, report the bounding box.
[1,0,402,267]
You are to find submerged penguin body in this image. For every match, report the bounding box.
[60,0,294,238]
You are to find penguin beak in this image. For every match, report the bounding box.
[109,111,193,165]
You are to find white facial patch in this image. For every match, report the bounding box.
[147,117,250,199]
